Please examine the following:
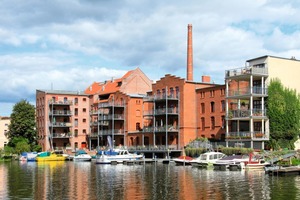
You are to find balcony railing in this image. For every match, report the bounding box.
[155,108,179,115]
[96,129,125,135]
[144,94,179,101]
[52,133,72,138]
[49,122,72,127]
[225,66,268,78]
[98,102,125,108]
[226,131,269,140]
[143,125,179,133]
[49,110,72,116]
[48,100,73,105]
[99,114,124,120]
[227,109,266,119]
[227,87,268,97]
[90,121,109,126]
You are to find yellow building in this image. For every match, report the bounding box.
[247,55,300,93]
[0,116,10,148]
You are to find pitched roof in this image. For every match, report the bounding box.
[84,69,136,95]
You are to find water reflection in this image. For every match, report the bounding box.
[1,162,300,199]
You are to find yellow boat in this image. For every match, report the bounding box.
[36,151,67,162]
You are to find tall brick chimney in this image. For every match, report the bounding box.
[187,24,193,81]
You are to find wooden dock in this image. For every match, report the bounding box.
[267,166,300,176]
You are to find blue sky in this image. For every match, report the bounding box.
[1,0,300,116]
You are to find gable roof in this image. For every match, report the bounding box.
[84,69,136,95]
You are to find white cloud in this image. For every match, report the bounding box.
[1,0,300,115]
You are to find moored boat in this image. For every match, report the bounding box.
[73,150,92,162]
[173,155,193,165]
[96,148,143,164]
[190,152,226,168]
[213,154,249,170]
[19,152,38,162]
[36,151,68,162]
[240,153,270,170]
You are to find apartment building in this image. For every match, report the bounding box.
[141,74,224,151]
[224,55,300,149]
[0,116,9,148]
[85,68,152,149]
[36,90,90,151]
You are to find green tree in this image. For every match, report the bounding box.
[267,79,300,149]
[6,99,37,149]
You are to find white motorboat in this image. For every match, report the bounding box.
[73,150,92,162]
[190,152,226,168]
[213,154,249,170]
[96,149,143,164]
[240,153,270,170]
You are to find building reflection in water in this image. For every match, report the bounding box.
[3,161,300,199]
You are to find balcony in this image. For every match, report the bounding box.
[227,109,267,119]
[225,65,268,78]
[226,131,269,140]
[100,114,124,120]
[90,121,109,126]
[52,132,72,138]
[49,100,73,105]
[144,94,179,102]
[49,122,72,127]
[49,110,72,116]
[227,87,268,98]
[98,129,125,135]
[155,108,179,115]
[98,102,125,108]
[143,125,179,133]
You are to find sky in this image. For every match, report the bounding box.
[1,0,300,116]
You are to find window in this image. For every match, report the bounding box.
[83,118,86,123]
[210,90,215,97]
[170,87,174,98]
[83,129,86,134]
[75,119,78,127]
[211,117,215,130]
[75,108,78,116]
[83,108,86,112]
[175,87,179,98]
[75,98,78,105]
[221,100,225,112]
[221,116,225,129]
[162,89,166,98]
[136,122,141,131]
[136,100,141,105]
[64,97,68,103]
[220,88,225,96]
[83,98,86,102]
[75,130,78,137]
[200,92,205,98]
[201,103,205,114]
[201,117,205,131]
[210,102,215,113]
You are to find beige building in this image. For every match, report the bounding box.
[0,117,10,148]
[247,55,300,93]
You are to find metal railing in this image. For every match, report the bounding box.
[225,66,268,78]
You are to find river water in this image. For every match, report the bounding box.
[0,161,300,200]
